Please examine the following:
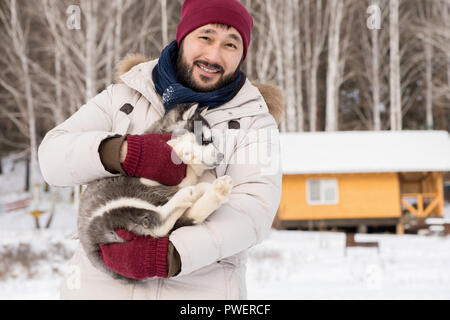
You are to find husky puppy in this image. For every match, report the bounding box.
[77,103,233,281]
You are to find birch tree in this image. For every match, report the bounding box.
[303,0,329,131]
[282,0,298,132]
[253,1,274,83]
[293,0,304,131]
[160,0,168,47]
[358,0,390,130]
[413,0,450,125]
[366,0,384,130]
[266,0,285,131]
[417,1,435,130]
[325,0,344,131]
[389,0,402,130]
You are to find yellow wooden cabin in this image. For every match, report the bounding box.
[275,130,450,232]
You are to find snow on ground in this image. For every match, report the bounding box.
[1,157,450,299]
[0,229,77,299]
[246,230,450,299]
[1,227,450,300]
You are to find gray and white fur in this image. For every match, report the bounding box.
[77,104,233,281]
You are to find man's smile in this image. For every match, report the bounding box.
[195,62,223,79]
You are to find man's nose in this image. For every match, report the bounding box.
[203,44,222,67]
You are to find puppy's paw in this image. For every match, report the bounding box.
[213,175,233,203]
[178,186,200,208]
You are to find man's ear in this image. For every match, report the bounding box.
[182,104,199,120]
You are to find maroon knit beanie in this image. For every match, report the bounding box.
[176,0,253,60]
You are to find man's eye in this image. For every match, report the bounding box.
[227,43,237,49]
[199,36,210,41]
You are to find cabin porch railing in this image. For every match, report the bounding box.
[400,193,441,218]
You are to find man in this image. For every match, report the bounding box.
[39,0,282,299]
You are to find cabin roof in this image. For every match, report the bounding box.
[280,130,450,174]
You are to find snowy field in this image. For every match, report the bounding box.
[1,156,450,300]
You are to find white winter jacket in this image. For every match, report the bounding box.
[38,59,282,300]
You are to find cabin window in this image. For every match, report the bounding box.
[306,179,339,205]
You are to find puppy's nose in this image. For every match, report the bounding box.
[217,152,224,163]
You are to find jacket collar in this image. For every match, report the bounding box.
[119,58,269,122]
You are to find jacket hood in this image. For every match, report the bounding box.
[116,53,285,125]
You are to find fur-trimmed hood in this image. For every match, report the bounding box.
[116,53,285,125]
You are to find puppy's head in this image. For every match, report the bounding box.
[166,104,224,171]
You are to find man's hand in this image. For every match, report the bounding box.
[120,140,128,163]
[99,229,179,280]
[121,133,187,186]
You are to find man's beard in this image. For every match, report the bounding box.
[176,44,241,92]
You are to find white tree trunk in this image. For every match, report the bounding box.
[10,0,40,218]
[325,0,343,132]
[371,25,381,130]
[78,0,99,212]
[303,0,328,132]
[283,0,297,132]
[106,32,114,85]
[84,0,97,101]
[114,0,123,64]
[445,5,450,93]
[160,0,168,47]
[54,45,64,124]
[294,0,304,131]
[303,0,312,131]
[104,0,122,85]
[244,0,253,79]
[266,0,285,131]
[448,56,450,94]
[424,40,433,129]
[256,7,273,83]
[389,0,402,130]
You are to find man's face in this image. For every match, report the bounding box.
[176,24,244,92]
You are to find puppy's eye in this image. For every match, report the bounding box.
[201,127,213,145]
[142,217,150,228]
[203,137,213,145]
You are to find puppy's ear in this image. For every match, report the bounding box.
[197,106,208,113]
[166,138,184,164]
[166,138,177,148]
[182,104,199,121]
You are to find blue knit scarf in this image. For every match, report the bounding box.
[152,40,244,112]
